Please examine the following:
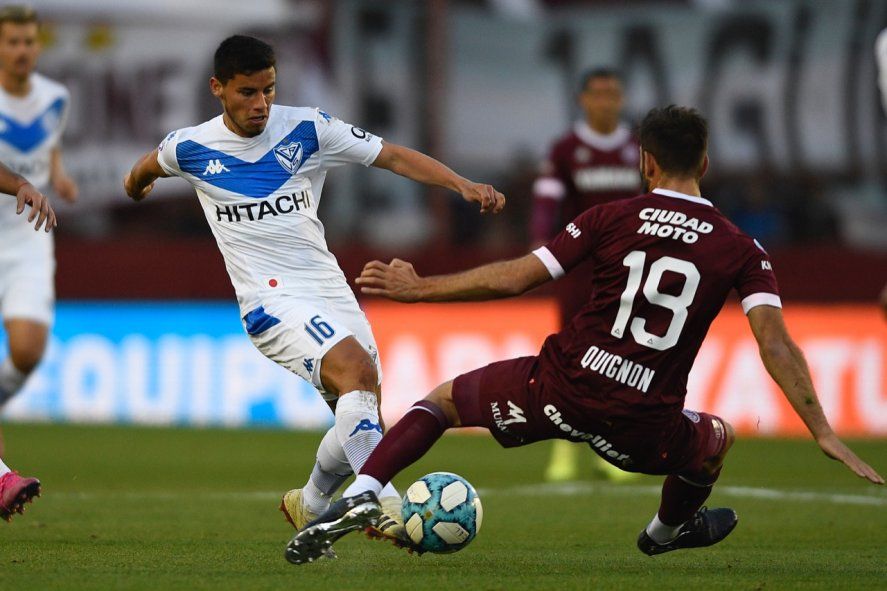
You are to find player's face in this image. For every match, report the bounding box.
[579,76,623,131]
[212,67,276,138]
[0,22,40,80]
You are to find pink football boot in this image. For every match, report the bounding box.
[0,471,40,522]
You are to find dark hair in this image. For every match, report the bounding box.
[0,5,38,28]
[639,105,708,177]
[213,35,276,84]
[579,67,621,93]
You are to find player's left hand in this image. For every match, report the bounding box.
[123,173,154,202]
[460,182,505,214]
[52,173,79,203]
[816,432,884,484]
[356,259,424,302]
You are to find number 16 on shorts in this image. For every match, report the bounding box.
[304,315,336,345]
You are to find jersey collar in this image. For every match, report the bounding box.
[651,187,713,207]
[573,121,631,151]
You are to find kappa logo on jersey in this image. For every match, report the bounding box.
[273,141,304,174]
[349,419,382,437]
[203,159,230,176]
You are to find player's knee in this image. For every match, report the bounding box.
[722,420,736,453]
[331,353,378,395]
[9,344,44,375]
[425,382,460,428]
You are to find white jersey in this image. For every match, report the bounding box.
[157,105,383,314]
[0,72,69,239]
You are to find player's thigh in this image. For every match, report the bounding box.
[1,261,54,371]
[0,255,55,329]
[450,356,555,448]
[243,297,354,402]
[244,295,382,401]
[316,295,384,396]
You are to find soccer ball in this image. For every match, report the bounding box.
[402,472,483,553]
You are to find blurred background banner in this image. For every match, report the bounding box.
[27,0,887,251]
[2,0,884,437]
[3,301,884,436]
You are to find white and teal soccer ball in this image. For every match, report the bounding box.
[402,472,483,554]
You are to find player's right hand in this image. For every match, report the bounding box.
[15,182,56,232]
[461,182,505,214]
[816,432,884,485]
[356,259,424,302]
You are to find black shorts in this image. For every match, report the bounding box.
[451,356,727,477]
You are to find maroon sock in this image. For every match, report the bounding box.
[657,473,717,526]
[360,400,449,485]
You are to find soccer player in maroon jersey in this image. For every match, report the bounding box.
[531,67,642,482]
[284,106,883,564]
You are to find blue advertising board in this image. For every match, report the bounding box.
[1,302,331,428]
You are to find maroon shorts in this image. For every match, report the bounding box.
[451,356,728,478]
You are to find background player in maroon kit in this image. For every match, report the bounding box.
[531,68,642,482]
[285,106,883,564]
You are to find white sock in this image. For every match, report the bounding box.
[334,390,384,474]
[300,427,354,514]
[0,357,27,406]
[379,482,399,500]
[0,457,11,477]
[301,480,331,515]
[645,513,684,544]
[344,473,383,497]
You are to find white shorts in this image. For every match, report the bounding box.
[243,291,381,401]
[0,231,55,326]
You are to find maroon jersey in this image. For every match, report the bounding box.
[531,121,642,240]
[531,188,781,423]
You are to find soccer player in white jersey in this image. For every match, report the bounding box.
[124,35,505,548]
[0,7,76,463]
[0,154,56,522]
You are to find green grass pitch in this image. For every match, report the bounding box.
[1,423,885,590]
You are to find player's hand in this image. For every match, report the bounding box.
[15,182,56,232]
[124,173,154,202]
[816,432,884,484]
[460,181,505,214]
[52,173,79,203]
[356,259,424,302]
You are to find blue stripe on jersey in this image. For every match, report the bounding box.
[0,96,66,153]
[176,120,319,199]
[243,306,281,336]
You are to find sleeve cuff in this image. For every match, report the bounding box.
[532,246,565,279]
[532,177,566,200]
[362,137,384,166]
[741,292,782,314]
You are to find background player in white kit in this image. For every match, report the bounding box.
[0,7,76,459]
[124,35,505,547]
[0,148,58,522]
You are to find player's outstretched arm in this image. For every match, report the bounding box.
[747,305,884,484]
[371,142,505,214]
[356,253,552,302]
[124,148,168,202]
[0,161,56,232]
